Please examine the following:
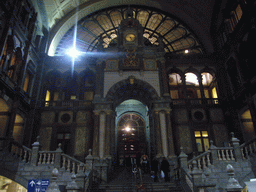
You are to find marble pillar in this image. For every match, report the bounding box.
[159,111,168,157]
[99,112,106,159]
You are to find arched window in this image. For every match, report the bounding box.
[0,99,9,137]
[44,70,62,106]
[201,72,218,104]
[79,69,95,100]
[169,73,182,100]
[185,72,201,99]
[240,109,255,141]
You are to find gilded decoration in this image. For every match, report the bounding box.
[122,49,139,68]
[106,60,119,71]
[144,59,157,70]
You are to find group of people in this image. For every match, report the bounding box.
[119,154,171,182]
[151,157,170,182]
[140,154,170,182]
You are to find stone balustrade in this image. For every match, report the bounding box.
[240,137,256,159]
[188,151,212,172]
[61,154,85,174]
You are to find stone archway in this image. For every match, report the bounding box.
[103,79,160,160]
[105,78,160,108]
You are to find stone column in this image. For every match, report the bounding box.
[197,74,206,101]
[159,111,168,157]
[104,110,114,158]
[92,112,100,157]
[99,112,106,159]
[157,56,169,97]
[153,110,162,157]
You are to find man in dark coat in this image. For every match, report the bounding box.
[160,157,170,182]
[151,158,159,182]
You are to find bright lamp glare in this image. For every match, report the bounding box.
[125,127,131,132]
[66,47,81,58]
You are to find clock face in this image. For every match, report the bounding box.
[125,34,136,42]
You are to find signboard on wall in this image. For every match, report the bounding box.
[27,179,49,192]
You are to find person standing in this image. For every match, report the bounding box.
[160,157,170,182]
[140,154,149,173]
[151,158,159,182]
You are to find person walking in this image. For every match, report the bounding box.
[151,157,159,182]
[160,157,170,182]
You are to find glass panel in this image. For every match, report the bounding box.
[186,73,199,85]
[54,92,59,101]
[194,131,201,137]
[23,73,30,92]
[235,4,243,21]
[203,138,210,151]
[202,131,208,137]
[156,18,176,35]
[137,10,149,27]
[96,14,112,31]
[84,91,94,100]
[212,87,218,99]
[70,95,76,100]
[170,90,179,99]
[45,90,51,101]
[204,89,210,98]
[65,133,71,139]
[196,138,203,152]
[110,10,122,28]
[146,13,162,30]
[57,134,63,139]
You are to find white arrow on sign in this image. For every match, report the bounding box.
[36,180,41,186]
[29,180,36,187]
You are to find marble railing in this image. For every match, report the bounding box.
[172,98,219,105]
[188,151,212,172]
[240,136,256,159]
[44,100,92,108]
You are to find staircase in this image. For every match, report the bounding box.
[91,166,184,192]
[98,182,183,192]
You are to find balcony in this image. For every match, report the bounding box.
[172,98,219,105]
[43,100,92,109]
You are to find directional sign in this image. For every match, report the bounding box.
[27,179,49,192]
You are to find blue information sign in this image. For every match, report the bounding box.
[27,179,49,192]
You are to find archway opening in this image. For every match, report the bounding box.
[0,176,27,192]
[115,99,149,166]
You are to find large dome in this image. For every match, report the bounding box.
[55,6,204,56]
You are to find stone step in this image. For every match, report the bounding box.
[100,182,183,192]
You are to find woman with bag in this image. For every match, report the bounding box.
[160,157,170,182]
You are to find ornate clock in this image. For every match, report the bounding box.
[125,34,136,42]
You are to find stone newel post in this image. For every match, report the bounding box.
[178,147,188,169]
[54,143,63,169]
[226,164,243,192]
[230,132,243,161]
[66,174,80,192]
[31,136,40,166]
[46,168,61,192]
[85,149,94,172]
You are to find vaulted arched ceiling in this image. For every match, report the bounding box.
[44,0,216,56]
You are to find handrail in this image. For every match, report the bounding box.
[174,167,198,192]
[240,136,256,159]
[60,153,86,174]
[188,151,212,172]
